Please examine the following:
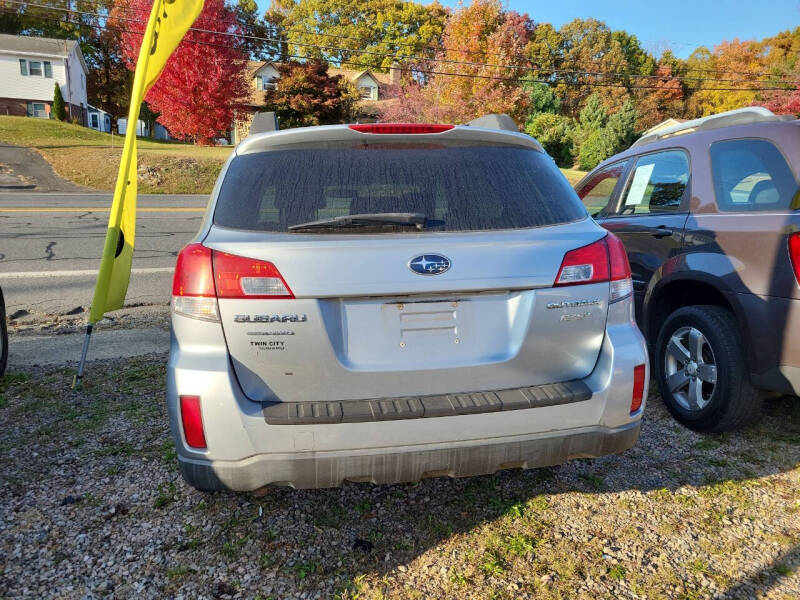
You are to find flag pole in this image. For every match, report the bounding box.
[70,0,162,388]
[72,324,93,389]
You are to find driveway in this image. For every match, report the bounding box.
[0,143,91,192]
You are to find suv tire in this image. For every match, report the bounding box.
[654,305,761,432]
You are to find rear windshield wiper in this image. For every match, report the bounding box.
[288,212,428,232]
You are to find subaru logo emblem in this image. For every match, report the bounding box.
[409,254,451,275]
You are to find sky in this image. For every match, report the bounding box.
[254,0,800,59]
[445,0,800,58]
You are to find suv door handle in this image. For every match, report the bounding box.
[651,227,673,238]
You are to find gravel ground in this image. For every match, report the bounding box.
[1,356,798,599]
[6,305,170,338]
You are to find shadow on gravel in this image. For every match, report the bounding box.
[0,359,798,599]
[719,544,800,600]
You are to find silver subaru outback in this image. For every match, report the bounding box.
[168,122,649,491]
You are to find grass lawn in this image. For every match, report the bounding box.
[0,116,231,194]
[560,168,587,185]
[0,116,586,194]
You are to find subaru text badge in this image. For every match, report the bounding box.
[409,254,451,275]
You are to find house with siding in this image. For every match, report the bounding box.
[233,61,401,143]
[0,34,88,125]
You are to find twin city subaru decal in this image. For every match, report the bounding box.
[408,254,451,276]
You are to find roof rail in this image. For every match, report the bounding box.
[466,114,519,132]
[631,107,794,148]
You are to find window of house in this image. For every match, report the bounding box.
[617,150,689,215]
[359,86,374,99]
[576,161,627,217]
[19,59,52,77]
[91,114,99,128]
[27,102,48,118]
[710,139,799,211]
[256,75,275,91]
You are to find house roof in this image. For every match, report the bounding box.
[642,117,686,136]
[0,33,77,56]
[0,34,87,73]
[247,61,393,86]
[328,67,392,86]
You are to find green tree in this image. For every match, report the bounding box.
[577,129,614,170]
[524,81,561,116]
[579,93,609,131]
[236,0,272,59]
[274,0,447,70]
[606,99,637,154]
[525,113,574,167]
[52,82,66,121]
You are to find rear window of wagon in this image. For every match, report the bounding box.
[213,141,587,232]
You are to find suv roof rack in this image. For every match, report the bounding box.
[466,113,519,132]
[631,107,795,148]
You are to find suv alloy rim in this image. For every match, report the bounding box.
[664,326,718,411]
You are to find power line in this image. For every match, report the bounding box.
[3,3,797,92]
[7,0,799,83]
[53,0,800,80]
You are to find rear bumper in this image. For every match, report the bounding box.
[730,292,800,395]
[168,297,648,490]
[178,421,640,490]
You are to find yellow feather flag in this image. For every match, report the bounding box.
[75,0,204,386]
[88,0,205,324]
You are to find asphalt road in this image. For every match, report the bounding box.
[0,193,208,315]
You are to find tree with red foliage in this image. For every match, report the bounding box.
[264,61,359,128]
[112,0,249,143]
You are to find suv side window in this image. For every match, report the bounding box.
[710,139,799,212]
[576,161,627,217]
[616,150,689,215]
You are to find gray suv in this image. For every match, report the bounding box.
[576,108,800,432]
[168,122,648,491]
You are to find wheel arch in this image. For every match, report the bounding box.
[642,271,753,368]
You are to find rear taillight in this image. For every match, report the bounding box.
[172,243,219,321]
[171,245,294,321]
[554,238,610,286]
[212,251,293,299]
[607,233,633,302]
[631,364,646,414]
[349,123,454,134]
[790,232,800,286]
[554,234,632,302]
[179,395,207,449]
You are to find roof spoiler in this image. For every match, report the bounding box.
[466,114,519,132]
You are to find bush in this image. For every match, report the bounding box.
[52,82,66,121]
[525,113,575,167]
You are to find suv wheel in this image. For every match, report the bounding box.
[654,305,761,432]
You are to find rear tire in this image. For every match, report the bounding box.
[654,305,761,432]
